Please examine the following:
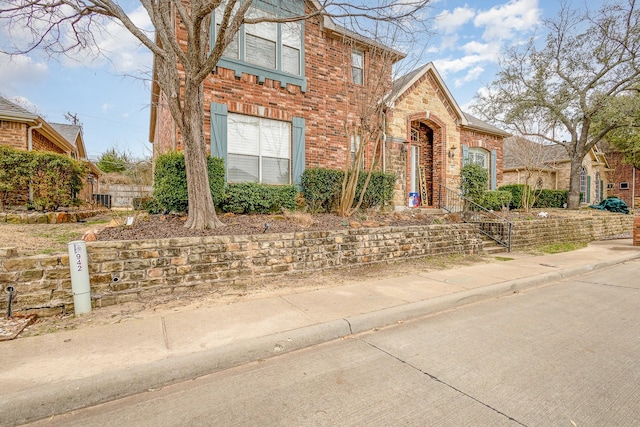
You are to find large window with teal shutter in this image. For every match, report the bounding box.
[228,113,290,184]
[212,1,306,90]
[210,103,306,186]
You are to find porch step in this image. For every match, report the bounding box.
[481,238,508,255]
[405,207,445,215]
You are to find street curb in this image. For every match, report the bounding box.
[2,251,639,426]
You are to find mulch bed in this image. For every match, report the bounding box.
[96,212,444,241]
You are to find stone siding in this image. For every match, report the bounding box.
[0,214,632,317]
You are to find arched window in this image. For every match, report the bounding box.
[595,172,601,202]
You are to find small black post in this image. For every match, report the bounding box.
[6,286,14,318]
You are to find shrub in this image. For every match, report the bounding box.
[356,171,396,210]
[301,168,343,213]
[533,189,568,208]
[0,146,31,208]
[461,163,488,205]
[30,152,87,211]
[152,152,225,213]
[221,182,297,214]
[498,184,533,209]
[481,190,512,211]
[301,167,395,213]
[0,147,86,211]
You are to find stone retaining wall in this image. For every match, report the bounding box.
[0,214,632,317]
[0,210,105,224]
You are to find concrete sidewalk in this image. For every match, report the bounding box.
[2,239,639,426]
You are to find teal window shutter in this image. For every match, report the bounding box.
[292,117,305,187]
[587,175,591,203]
[491,149,497,190]
[462,145,468,165]
[210,102,228,179]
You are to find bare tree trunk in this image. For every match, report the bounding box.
[182,80,224,229]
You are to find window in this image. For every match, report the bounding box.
[466,148,488,168]
[213,3,305,89]
[227,113,291,184]
[620,182,630,190]
[410,127,419,142]
[580,167,587,195]
[595,172,601,202]
[351,50,363,85]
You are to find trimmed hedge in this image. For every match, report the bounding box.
[533,189,568,208]
[481,190,512,211]
[301,167,395,213]
[498,184,533,209]
[0,146,86,211]
[221,182,298,214]
[151,152,225,213]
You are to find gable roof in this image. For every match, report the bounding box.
[0,96,38,122]
[503,136,611,170]
[386,62,510,137]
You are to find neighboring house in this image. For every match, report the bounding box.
[149,2,507,209]
[602,148,639,209]
[502,136,611,205]
[0,96,100,205]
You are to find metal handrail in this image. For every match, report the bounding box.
[436,183,513,252]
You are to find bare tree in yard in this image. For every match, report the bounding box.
[0,0,432,229]
[473,0,640,209]
[335,35,398,217]
[505,136,558,211]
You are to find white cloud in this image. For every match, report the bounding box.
[434,6,476,34]
[101,103,114,112]
[454,65,484,87]
[474,0,541,42]
[0,53,48,94]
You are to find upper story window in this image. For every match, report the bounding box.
[213,2,306,90]
[351,50,364,85]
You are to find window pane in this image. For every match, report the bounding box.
[246,34,276,69]
[216,24,239,59]
[282,22,301,48]
[352,51,363,68]
[352,68,363,85]
[262,157,290,184]
[228,114,260,155]
[228,154,259,183]
[261,119,290,158]
[282,45,300,75]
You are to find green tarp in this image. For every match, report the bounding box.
[589,197,630,214]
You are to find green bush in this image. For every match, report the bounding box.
[221,183,297,214]
[300,168,343,213]
[301,167,395,213]
[356,171,396,209]
[0,147,86,211]
[481,190,512,211]
[533,189,568,208]
[461,163,488,205]
[152,152,225,213]
[498,184,533,209]
[0,146,31,208]
[30,152,86,211]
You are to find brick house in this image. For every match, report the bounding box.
[148,2,507,209]
[602,148,639,209]
[384,63,508,208]
[502,136,612,205]
[0,96,100,204]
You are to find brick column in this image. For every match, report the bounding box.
[634,213,640,246]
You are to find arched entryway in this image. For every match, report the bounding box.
[406,113,446,207]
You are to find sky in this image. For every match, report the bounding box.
[0,0,567,161]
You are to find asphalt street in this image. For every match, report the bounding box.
[26,259,640,426]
